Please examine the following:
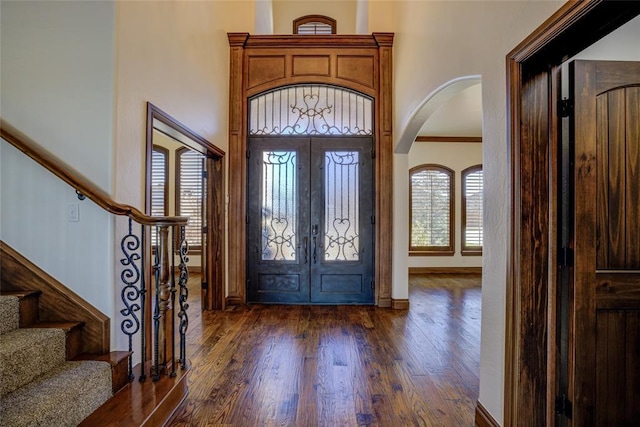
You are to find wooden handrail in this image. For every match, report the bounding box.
[1,118,188,227]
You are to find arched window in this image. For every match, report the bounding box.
[409,164,454,255]
[462,165,483,255]
[293,15,336,35]
[176,147,204,252]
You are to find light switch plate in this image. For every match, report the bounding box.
[68,203,79,222]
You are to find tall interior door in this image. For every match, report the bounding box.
[569,60,640,425]
[247,136,374,304]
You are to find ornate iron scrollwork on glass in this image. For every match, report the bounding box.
[249,85,373,136]
[325,151,360,261]
[120,218,144,380]
[261,151,298,261]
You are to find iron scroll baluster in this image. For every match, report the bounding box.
[177,225,189,369]
[119,218,142,381]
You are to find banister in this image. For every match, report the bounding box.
[1,118,188,227]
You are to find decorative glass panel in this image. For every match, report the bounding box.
[324,151,360,261]
[411,169,451,247]
[249,85,373,136]
[262,151,297,261]
[464,170,483,247]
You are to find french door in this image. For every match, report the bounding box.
[247,136,374,304]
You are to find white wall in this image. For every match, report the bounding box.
[385,1,564,423]
[113,0,254,360]
[407,141,483,269]
[0,1,117,344]
[272,0,357,34]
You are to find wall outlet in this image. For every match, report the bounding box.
[67,203,79,222]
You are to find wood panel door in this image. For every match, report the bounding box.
[570,60,640,426]
[247,137,374,305]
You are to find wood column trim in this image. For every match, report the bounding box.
[375,33,394,307]
[475,402,499,427]
[226,33,248,305]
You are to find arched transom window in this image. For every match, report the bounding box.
[249,85,373,136]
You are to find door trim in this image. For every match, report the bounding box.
[504,1,640,425]
[227,33,394,307]
[145,102,226,311]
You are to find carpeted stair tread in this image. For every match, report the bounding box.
[0,327,66,396]
[0,295,20,334]
[0,360,112,427]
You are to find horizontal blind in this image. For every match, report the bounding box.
[296,22,333,35]
[464,170,483,247]
[177,149,203,249]
[411,169,451,247]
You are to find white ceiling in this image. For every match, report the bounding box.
[417,83,483,137]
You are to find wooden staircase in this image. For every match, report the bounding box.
[0,290,115,426]
[0,242,189,426]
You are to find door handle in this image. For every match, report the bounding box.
[313,236,317,264]
[303,237,308,264]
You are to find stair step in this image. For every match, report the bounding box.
[27,321,85,360]
[74,351,132,394]
[0,360,112,427]
[0,327,66,396]
[0,290,42,327]
[0,295,20,334]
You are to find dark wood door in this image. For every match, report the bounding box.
[247,137,374,304]
[570,60,640,426]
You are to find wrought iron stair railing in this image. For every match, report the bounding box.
[0,118,189,382]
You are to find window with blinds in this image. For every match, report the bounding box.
[151,146,169,247]
[462,165,483,255]
[409,165,454,255]
[293,15,336,35]
[176,147,203,251]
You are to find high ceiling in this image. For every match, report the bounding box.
[417,83,483,137]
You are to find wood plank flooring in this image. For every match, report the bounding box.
[169,274,481,426]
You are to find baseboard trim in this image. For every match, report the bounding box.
[409,267,482,274]
[226,296,243,306]
[377,297,392,308]
[475,402,499,427]
[391,298,409,309]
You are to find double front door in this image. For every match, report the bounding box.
[247,137,374,304]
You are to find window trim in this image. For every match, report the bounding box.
[151,145,169,217]
[175,146,203,254]
[293,15,336,35]
[409,164,455,256]
[461,164,483,256]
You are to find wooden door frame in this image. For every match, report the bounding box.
[502,1,640,425]
[226,33,394,307]
[145,102,226,311]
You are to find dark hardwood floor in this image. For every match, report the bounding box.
[169,273,481,426]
